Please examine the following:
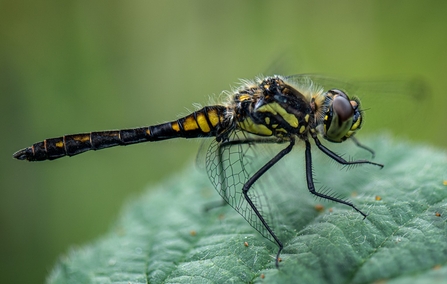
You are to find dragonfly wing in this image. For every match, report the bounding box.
[205,130,282,243]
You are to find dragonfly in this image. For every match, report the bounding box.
[13,74,384,267]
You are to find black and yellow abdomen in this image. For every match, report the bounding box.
[13,106,229,161]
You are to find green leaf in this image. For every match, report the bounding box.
[47,135,447,284]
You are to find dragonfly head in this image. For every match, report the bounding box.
[321,89,363,143]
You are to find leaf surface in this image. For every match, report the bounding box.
[48,136,447,284]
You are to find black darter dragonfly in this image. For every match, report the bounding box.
[13,74,383,267]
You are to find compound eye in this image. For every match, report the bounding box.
[329,89,348,99]
[329,89,354,124]
[333,94,354,123]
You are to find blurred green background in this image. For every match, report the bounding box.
[1,1,446,283]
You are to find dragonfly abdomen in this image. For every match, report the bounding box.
[13,105,229,161]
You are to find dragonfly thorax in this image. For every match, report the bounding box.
[233,77,313,138]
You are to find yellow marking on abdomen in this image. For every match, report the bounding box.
[196,113,211,132]
[73,135,90,143]
[171,122,180,132]
[207,109,221,127]
[55,141,64,148]
[183,116,199,131]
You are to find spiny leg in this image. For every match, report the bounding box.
[313,136,384,169]
[305,138,378,219]
[241,138,295,268]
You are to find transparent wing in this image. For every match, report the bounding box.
[195,139,211,171]
[205,130,290,243]
[284,73,430,101]
[284,73,432,142]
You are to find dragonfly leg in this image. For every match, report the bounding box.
[305,138,376,218]
[241,138,295,268]
[208,137,289,210]
[313,136,383,169]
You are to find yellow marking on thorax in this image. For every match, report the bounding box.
[304,114,310,123]
[238,94,252,102]
[238,117,272,136]
[265,117,270,125]
[299,125,306,134]
[257,102,299,128]
[276,128,287,133]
